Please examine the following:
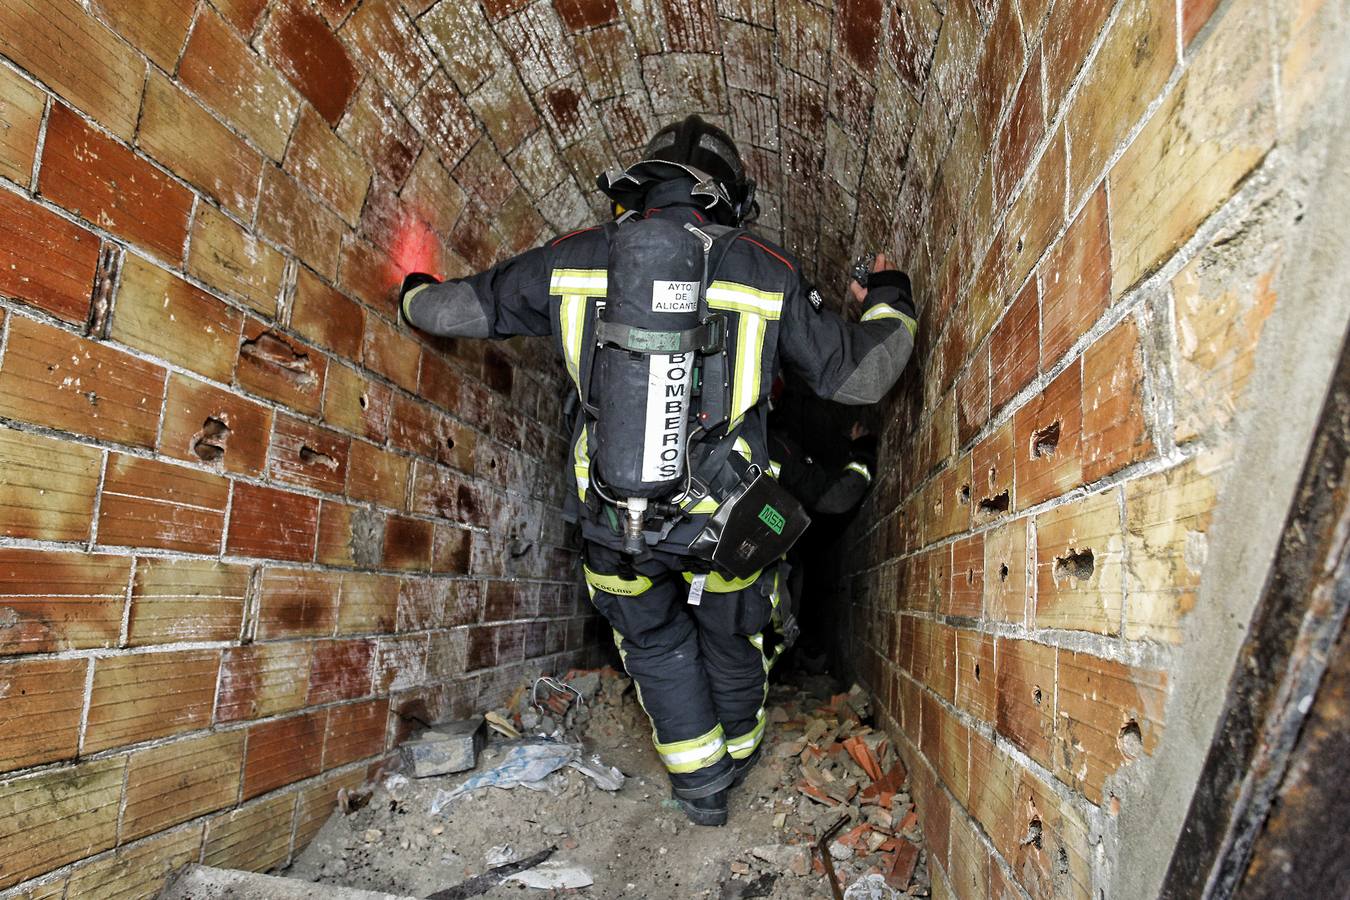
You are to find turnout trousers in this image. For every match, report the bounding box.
[583,543,778,798]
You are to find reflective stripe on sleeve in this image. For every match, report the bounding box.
[572,426,591,500]
[551,268,606,391]
[845,461,872,483]
[860,303,918,338]
[550,269,608,296]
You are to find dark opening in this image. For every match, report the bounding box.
[1031,420,1061,458]
[192,416,230,462]
[977,490,1011,514]
[1054,548,1095,581]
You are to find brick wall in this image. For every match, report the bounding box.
[0,2,608,895]
[836,0,1346,898]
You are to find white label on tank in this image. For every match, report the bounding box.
[641,352,693,483]
[651,281,699,313]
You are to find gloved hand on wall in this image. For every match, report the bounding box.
[399,272,440,326]
[847,253,916,321]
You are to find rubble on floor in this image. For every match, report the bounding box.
[285,669,930,898]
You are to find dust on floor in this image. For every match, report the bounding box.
[285,671,930,899]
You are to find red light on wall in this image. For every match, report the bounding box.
[391,218,442,285]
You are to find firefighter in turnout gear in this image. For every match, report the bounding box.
[400,116,916,826]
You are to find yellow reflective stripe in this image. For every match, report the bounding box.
[728,311,766,429]
[573,427,591,500]
[550,268,608,296]
[654,723,727,773]
[706,281,783,319]
[769,460,782,477]
[726,708,766,757]
[559,294,588,388]
[402,282,431,320]
[861,303,902,321]
[845,461,872,482]
[681,568,762,592]
[685,496,719,514]
[734,437,751,458]
[583,566,653,597]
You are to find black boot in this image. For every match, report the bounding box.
[673,789,728,826]
[730,747,762,790]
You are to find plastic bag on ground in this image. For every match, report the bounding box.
[504,860,594,889]
[430,741,580,814]
[843,873,900,900]
[568,754,624,791]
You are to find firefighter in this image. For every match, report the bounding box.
[400,116,916,826]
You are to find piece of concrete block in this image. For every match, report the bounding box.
[402,716,486,777]
[162,864,419,899]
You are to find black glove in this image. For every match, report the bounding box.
[399,272,439,325]
[862,270,916,320]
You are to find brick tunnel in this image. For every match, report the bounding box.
[2,0,1349,897]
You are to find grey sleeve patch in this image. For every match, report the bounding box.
[406,281,491,338]
[831,325,914,405]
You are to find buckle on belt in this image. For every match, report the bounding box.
[700,314,726,354]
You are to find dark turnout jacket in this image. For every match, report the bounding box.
[403,201,915,556]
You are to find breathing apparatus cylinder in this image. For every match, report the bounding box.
[592,218,704,552]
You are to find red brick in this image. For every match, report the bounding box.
[323,698,388,768]
[236,320,328,416]
[89,0,193,69]
[555,0,618,30]
[0,189,99,324]
[179,8,301,160]
[0,657,86,771]
[243,711,324,799]
[938,703,972,807]
[292,267,366,360]
[1082,317,1153,482]
[363,315,422,393]
[993,53,1045,208]
[337,572,399,634]
[315,499,359,567]
[111,254,245,383]
[0,0,143,140]
[226,483,320,562]
[217,642,312,722]
[968,730,1018,859]
[307,638,375,704]
[995,637,1055,768]
[955,346,990,447]
[1056,650,1167,804]
[383,515,433,572]
[97,454,230,553]
[1001,127,1067,297]
[323,362,393,443]
[342,0,436,105]
[162,373,274,476]
[261,0,359,125]
[0,316,166,448]
[433,525,472,574]
[947,534,984,618]
[40,103,192,262]
[955,630,996,726]
[122,731,244,841]
[989,280,1038,412]
[256,567,341,638]
[0,427,101,543]
[0,66,43,184]
[983,518,1029,624]
[269,413,351,495]
[128,557,249,646]
[295,768,366,850]
[137,71,263,220]
[1013,361,1082,509]
[1041,0,1113,112]
[0,549,128,655]
[256,166,344,279]
[83,649,220,753]
[347,440,409,509]
[213,0,268,32]
[202,793,293,873]
[1035,489,1124,635]
[465,68,540,155]
[1183,0,1222,45]
[971,419,1015,523]
[1042,187,1111,368]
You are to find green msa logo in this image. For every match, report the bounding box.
[758,504,785,535]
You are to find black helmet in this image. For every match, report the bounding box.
[597,115,758,224]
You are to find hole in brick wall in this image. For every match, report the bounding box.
[446,436,456,450]
[1022,817,1043,849]
[999,563,1009,581]
[977,491,1011,514]
[965,565,975,585]
[1032,685,1043,706]
[974,663,981,682]
[240,332,316,385]
[1031,421,1061,459]
[192,417,230,462]
[299,445,338,470]
[1057,846,1069,875]
[359,393,369,409]
[959,483,971,504]
[489,459,498,470]
[1054,548,1095,582]
[1118,719,1144,760]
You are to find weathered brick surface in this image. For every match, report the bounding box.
[203,793,295,871]
[0,188,100,324]
[128,557,249,645]
[0,427,101,542]
[187,204,286,317]
[0,549,130,655]
[83,649,221,753]
[0,66,43,184]
[217,642,313,723]
[64,824,204,900]
[243,711,324,798]
[261,0,359,125]
[1034,489,1124,635]
[97,454,230,553]
[122,731,245,841]
[0,657,87,771]
[256,567,341,638]
[162,373,274,476]
[41,102,193,262]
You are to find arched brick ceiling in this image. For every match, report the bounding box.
[250,0,944,302]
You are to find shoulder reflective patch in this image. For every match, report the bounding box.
[807,287,823,311]
[550,268,608,297]
[706,281,783,320]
